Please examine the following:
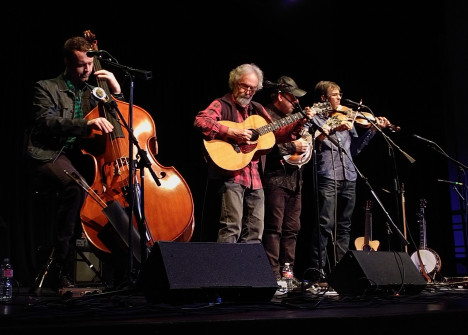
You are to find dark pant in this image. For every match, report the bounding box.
[263,185,301,279]
[33,154,87,277]
[311,177,355,275]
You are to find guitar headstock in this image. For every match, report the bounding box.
[312,102,332,115]
[365,200,373,211]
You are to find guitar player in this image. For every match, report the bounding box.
[193,64,316,246]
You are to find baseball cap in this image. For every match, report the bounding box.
[276,76,307,97]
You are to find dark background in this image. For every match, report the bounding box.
[2,1,468,285]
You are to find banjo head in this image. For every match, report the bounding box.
[410,249,441,275]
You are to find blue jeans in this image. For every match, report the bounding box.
[311,177,356,273]
[217,181,264,243]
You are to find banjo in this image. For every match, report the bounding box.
[283,102,332,167]
[410,198,441,281]
[282,125,313,167]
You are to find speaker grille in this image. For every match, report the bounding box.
[329,251,427,296]
[139,242,278,303]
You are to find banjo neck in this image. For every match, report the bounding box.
[418,198,428,249]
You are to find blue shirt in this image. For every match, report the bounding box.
[312,113,375,181]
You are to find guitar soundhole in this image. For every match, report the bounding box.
[250,129,259,141]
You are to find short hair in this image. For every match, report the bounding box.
[228,63,264,91]
[63,36,93,60]
[313,80,341,102]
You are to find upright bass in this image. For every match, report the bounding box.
[78,30,194,261]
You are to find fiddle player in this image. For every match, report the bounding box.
[25,36,123,290]
[309,80,390,284]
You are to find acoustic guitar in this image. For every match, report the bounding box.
[355,200,380,251]
[203,102,331,171]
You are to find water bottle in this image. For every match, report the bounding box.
[282,263,293,292]
[0,258,13,303]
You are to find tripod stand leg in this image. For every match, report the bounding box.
[30,247,55,296]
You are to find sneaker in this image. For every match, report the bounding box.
[277,278,287,290]
[276,277,301,291]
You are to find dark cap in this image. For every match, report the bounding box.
[276,76,307,97]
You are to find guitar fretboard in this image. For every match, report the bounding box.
[258,102,331,135]
[258,112,304,135]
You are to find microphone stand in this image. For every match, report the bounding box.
[416,136,468,259]
[358,106,415,247]
[98,56,155,287]
[356,107,416,165]
[356,106,416,251]
[354,158,409,247]
[292,99,345,281]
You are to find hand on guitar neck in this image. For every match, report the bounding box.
[354,200,380,251]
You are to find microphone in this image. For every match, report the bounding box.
[342,98,368,109]
[86,50,110,57]
[413,134,436,145]
[438,179,464,186]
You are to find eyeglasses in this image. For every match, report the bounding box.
[328,92,343,98]
[238,83,258,93]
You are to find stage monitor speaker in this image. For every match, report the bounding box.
[139,242,278,304]
[329,251,427,296]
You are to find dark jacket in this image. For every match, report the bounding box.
[25,73,123,162]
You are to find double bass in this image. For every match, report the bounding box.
[79,30,194,261]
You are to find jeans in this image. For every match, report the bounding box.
[311,177,356,274]
[217,181,264,243]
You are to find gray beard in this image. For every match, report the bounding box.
[236,96,252,107]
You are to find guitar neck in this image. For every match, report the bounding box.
[364,211,372,244]
[259,102,331,135]
[258,112,304,135]
[364,200,373,244]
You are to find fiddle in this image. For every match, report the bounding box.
[332,105,401,132]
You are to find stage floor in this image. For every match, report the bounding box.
[2,280,468,333]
